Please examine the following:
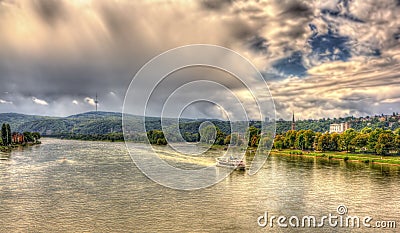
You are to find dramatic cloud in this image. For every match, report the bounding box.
[0,99,12,104]
[84,97,96,107]
[32,97,49,106]
[0,0,398,119]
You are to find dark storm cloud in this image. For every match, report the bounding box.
[200,0,233,10]
[0,0,399,119]
[227,19,258,41]
[0,44,134,100]
[0,0,269,116]
[31,0,66,26]
[248,36,268,54]
[98,3,132,38]
[279,1,312,18]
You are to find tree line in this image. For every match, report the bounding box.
[273,127,400,155]
[147,125,273,148]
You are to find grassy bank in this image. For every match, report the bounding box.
[270,149,400,166]
[0,145,12,153]
[0,142,42,153]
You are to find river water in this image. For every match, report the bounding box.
[0,138,399,232]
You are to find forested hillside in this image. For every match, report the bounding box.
[1,111,398,138]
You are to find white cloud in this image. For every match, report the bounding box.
[381,98,400,104]
[32,97,48,106]
[269,56,400,120]
[0,99,12,104]
[84,97,96,106]
[72,100,79,105]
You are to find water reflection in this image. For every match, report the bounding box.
[0,138,399,232]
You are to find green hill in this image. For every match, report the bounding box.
[0,111,398,138]
[0,113,57,131]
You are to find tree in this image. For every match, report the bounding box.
[303,130,315,150]
[395,135,400,154]
[375,131,395,155]
[1,123,11,146]
[295,132,305,150]
[317,133,330,152]
[147,130,167,145]
[23,132,34,142]
[247,126,260,147]
[330,133,340,151]
[352,133,369,151]
[317,133,331,151]
[368,128,383,153]
[1,123,7,146]
[32,132,41,142]
[259,135,273,148]
[6,124,11,145]
[273,134,285,150]
[230,133,242,146]
[395,128,400,136]
[215,128,226,145]
[226,133,243,146]
[156,138,167,145]
[250,135,260,147]
[340,129,357,152]
[361,127,372,134]
[284,130,297,149]
[224,134,231,145]
[183,132,198,142]
[200,125,216,144]
[313,132,322,150]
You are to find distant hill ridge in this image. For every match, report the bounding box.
[0,111,136,136]
[0,111,398,136]
[0,111,212,136]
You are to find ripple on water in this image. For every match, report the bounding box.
[0,138,399,232]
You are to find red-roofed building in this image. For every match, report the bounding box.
[12,132,24,144]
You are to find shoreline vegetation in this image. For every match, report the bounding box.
[0,142,42,153]
[270,149,400,166]
[0,123,41,153]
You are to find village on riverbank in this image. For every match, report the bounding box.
[0,123,41,153]
[270,113,400,164]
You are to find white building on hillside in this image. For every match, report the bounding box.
[329,122,351,133]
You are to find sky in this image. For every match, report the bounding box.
[0,0,399,120]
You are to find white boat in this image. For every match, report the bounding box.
[216,156,246,170]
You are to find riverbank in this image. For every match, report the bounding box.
[0,142,41,153]
[270,149,400,166]
[0,145,11,153]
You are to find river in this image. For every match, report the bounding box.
[0,138,399,232]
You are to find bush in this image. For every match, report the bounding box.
[363,159,370,164]
[328,155,333,159]
[156,138,167,145]
[344,156,349,162]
